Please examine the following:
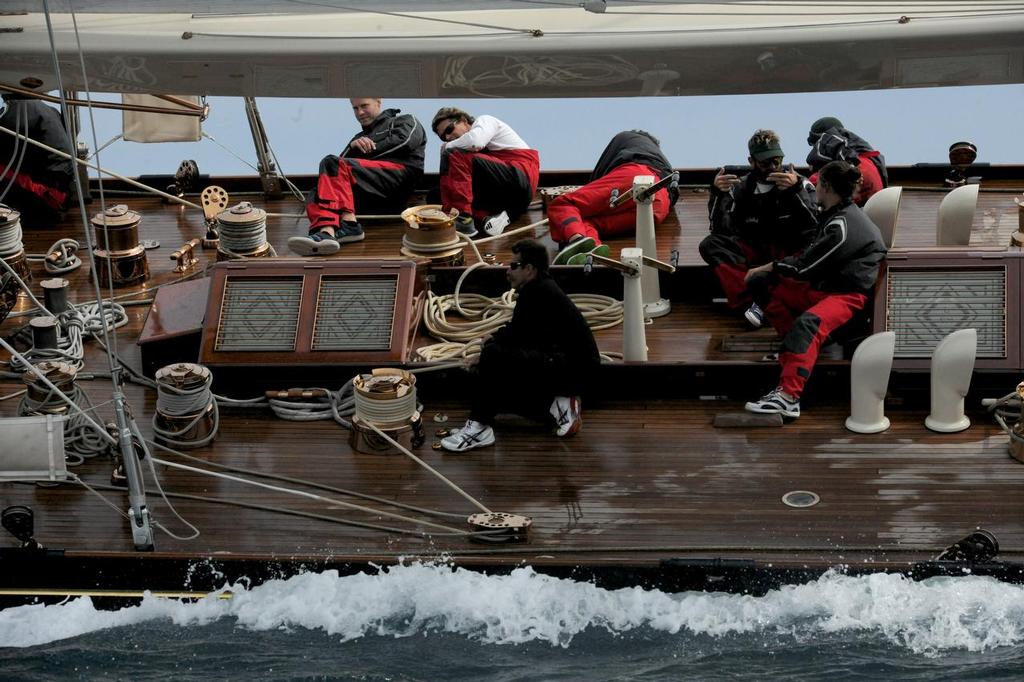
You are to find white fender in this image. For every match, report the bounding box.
[863,186,902,249]
[925,328,977,433]
[845,331,896,434]
[936,184,979,246]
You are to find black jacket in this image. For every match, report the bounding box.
[708,172,818,256]
[490,273,600,373]
[775,200,887,293]
[341,108,426,174]
[0,98,74,191]
[591,130,679,204]
[806,126,888,187]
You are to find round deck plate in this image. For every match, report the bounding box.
[782,490,820,508]
[467,512,533,532]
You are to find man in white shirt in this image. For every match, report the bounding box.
[431,107,540,237]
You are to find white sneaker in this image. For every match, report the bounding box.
[549,396,582,437]
[440,419,495,452]
[744,387,800,419]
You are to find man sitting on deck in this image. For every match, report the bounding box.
[549,130,679,266]
[699,129,818,329]
[0,94,74,229]
[431,107,540,239]
[289,97,426,256]
[441,238,600,453]
[805,116,887,207]
[742,160,887,420]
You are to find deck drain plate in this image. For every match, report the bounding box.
[782,490,820,508]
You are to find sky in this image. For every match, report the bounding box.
[69,84,1024,182]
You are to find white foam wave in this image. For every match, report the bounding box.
[3,565,1024,654]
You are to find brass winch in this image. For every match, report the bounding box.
[153,362,218,449]
[216,202,272,261]
[21,361,78,417]
[0,204,31,289]
[350,368,425,455]
[90,204,150,287]
[399,205,465,266]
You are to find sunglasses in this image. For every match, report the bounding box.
[437,121,456,140]
[508,260,525,270]
[755,156,784,168]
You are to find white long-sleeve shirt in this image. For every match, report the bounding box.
[444,115,529,152]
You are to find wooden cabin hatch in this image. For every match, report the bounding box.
[199,259,425,368]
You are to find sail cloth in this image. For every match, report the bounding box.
[122,94,201,143]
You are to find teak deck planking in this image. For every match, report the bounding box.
[1,177,1023,586]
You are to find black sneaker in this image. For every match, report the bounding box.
[744,302,764,328]
[744,387,800,419]
[288,229,341,256]
[454,215,478,238]
[336,220,365,243]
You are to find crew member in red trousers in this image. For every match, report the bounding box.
[290,97,425,256]
[431,106,540,238]
[742,160,887,420]
[548,130,678,265]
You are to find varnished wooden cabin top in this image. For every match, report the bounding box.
[1,172,1023,594]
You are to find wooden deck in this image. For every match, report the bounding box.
[2,177,1023,596]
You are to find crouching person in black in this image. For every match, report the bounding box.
[441,239,601,452]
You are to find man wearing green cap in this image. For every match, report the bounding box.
[806,116,887,206]
[699,129,818,328]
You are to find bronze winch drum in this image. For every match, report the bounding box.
[349,368,425,454]
[22,361,78,416]
[215,202,272,261]
[153,362,217,449]
[90,204,150,288]
[401,204,460,245]
[0,205,31,290]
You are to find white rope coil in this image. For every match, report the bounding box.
[218,214,268,254]
[353,377,419,426]
[153,367,218,448]
[0,214,23,257]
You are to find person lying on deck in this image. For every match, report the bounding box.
[431,106,540,239]
[548,130,679,266]
[289,97,426,256]
[0,93,74,229]
[742,160,888,420]
[441,238,600,453]
[699,129,818,329]
[805,116,888,207]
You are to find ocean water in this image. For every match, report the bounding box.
[3,564,1024,681]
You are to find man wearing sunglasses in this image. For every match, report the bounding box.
[430,107,540,238]
[441,239,600,452]
[290,97,426,256]
[699,129,818,328]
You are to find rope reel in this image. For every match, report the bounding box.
[399,204,465,266]
[152,362,218,449]
[18,360,106,465]
[216,201,273,260]
[0,204,31,288]
[89,204,150,288]
[350,368,425,454]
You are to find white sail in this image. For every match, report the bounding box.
[2,2,1023,97]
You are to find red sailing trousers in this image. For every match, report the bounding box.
[440,148,540,221]
[547,163,671,246]
[0,164,67,210]
[305,157,407,229]
[763,278,867,398]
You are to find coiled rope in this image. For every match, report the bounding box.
[152,370,218,449]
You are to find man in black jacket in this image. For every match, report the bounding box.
[0,94,74,228]
[699,129,818,327]
[290,97,426,255]
[441,239,601,452]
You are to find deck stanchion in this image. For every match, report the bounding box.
[632,175,670,319]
